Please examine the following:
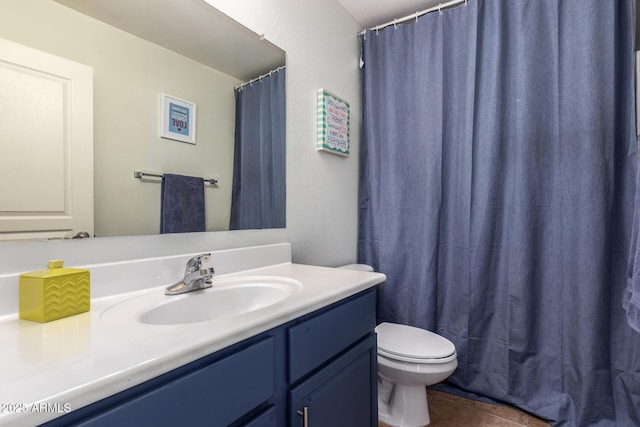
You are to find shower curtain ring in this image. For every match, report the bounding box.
[464,0,468,6]
[439,4,443,15]
[393,19,397,29]
[415,12,419,22]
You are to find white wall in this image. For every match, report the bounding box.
[0,0,362,275]
[207,0,364,265]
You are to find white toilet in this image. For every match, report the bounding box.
[338,264,458,427]
[376,322,457,427]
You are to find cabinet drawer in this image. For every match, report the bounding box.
[288,289,376,383]
[74,337,275,427]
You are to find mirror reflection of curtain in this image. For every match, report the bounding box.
[230,69,286,230]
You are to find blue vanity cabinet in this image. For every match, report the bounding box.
[288,288,377,383]
[289,335,377,427]
[43,336,279,427]
[40,288,377,427]
[242,406,277,426]
[287,290,377,427]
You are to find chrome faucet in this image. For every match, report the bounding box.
[165,253,215,295]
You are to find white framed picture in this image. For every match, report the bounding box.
[160,93,196,144]
[316,88,349,156]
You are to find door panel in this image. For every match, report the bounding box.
[0,38,93,240]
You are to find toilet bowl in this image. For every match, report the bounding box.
[376,322,457,427]
[336,264,458,427]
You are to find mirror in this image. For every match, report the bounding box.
[0,0,286,238]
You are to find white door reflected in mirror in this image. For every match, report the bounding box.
[0,38,93,241]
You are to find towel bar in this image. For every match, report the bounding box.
[134,171,218,185]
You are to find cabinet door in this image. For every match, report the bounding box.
[289,334,377,427]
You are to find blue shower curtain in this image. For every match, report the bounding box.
[230,69,286,230]
[358,1,640,425]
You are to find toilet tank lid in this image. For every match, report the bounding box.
[337,263,374,272]
[375,322,456,359]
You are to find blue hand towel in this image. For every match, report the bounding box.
[160,173,205,234]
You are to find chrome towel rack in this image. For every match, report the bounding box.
[134,171,218,185]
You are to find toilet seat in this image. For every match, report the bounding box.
[376,322,456,363]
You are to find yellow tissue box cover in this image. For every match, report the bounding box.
[19,260,90,323]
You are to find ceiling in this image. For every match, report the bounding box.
[53,0,451,77]
[336,0,442,29]
[53,0,285,81]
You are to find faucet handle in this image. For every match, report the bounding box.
[195,253,211,265]
[185,253,211,273]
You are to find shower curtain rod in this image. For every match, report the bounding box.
[235,65,286,91]
[358,0,467,36]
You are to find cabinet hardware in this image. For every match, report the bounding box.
[296,406,309,427]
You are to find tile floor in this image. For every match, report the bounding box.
[379,388,550,427]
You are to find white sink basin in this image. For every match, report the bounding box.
[101,276,303,326]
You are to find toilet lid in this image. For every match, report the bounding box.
[375,322,456,360]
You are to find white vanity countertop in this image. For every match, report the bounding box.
[0,262,386,427]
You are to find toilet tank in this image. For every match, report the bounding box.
[337,264,374,272]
